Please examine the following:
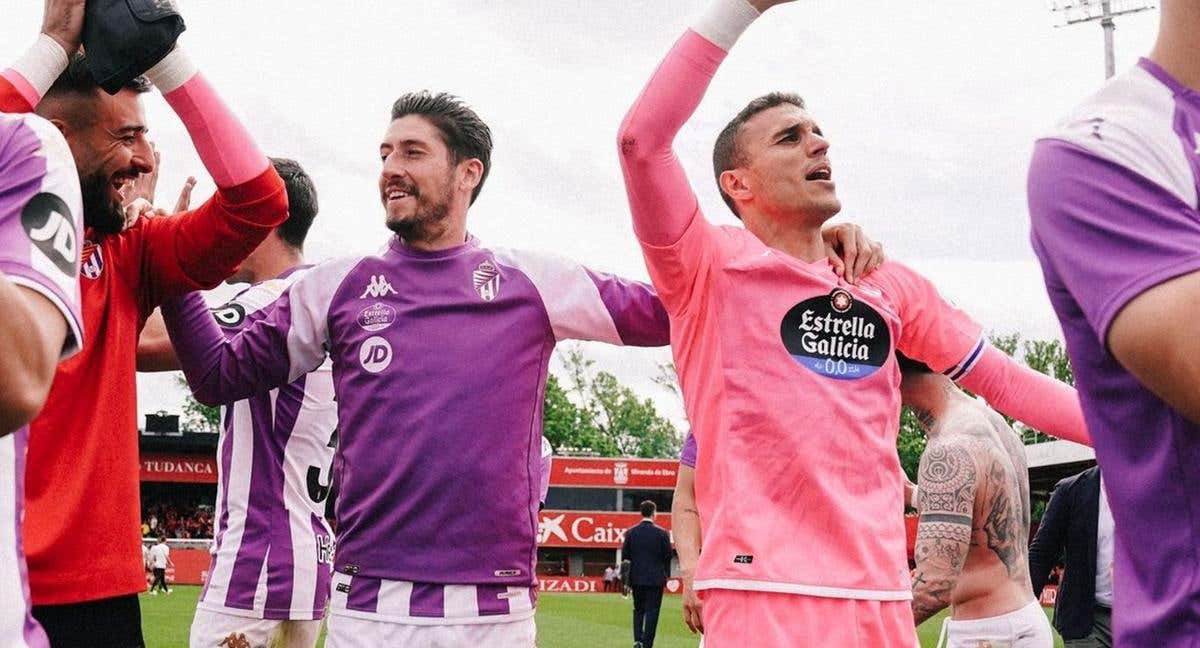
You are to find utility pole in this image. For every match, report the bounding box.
[1049,0,1156,79]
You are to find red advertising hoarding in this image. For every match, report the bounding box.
[537,576,683,595]
[550,457,678,489]
[538,511,673,548]
[140,453,218,484]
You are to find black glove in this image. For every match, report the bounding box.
[82,0,186,94]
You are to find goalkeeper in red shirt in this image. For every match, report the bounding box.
[1,1,288,644]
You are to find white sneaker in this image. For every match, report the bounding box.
[166,590,173,595]
[149,591,158,596]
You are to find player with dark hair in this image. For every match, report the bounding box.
[1,1,287,644]
[617,0,1089,644]
[138,158,334,648]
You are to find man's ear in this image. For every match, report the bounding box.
[719,168,753,205]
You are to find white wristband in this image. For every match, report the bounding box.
[693,0,761,51]
[144,47,197,94]
[11,34,70,100]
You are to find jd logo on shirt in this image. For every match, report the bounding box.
[21,192,77,276]
[779,288,890,380]
[359,335,393,374]
[210,303,246,328]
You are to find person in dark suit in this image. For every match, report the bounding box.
[622,500,673,648]
[1029,466,1114,647]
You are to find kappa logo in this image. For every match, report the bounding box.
[81,244,103,280]
[360,274,396,299]
[359,335,393,373]
[472,260,501,301]
[21,193,77,276]
[539,514,568,543]
[494,569,522,577]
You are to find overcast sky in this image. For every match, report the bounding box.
[1,1,1162,431]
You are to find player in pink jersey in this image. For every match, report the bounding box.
[618,0,1090,644]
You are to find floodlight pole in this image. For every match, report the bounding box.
[1101,0,1116,78]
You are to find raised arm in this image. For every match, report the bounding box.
[1,1,80,112]
[160,259,354,405]
[883,261,1090,446]
[956,346,1089,446]
[493,249,669,346]
[911,438,977,625]
[616,0,765,246]
[135,47,286,305]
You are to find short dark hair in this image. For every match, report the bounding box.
[712,92,806,217]
[639,500,656,518]
[895,352,933,375]
[269,157,318,250]
[38,54,152,127]
[390,91,492,205]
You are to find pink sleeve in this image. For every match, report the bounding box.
[880,262,1092,446]
[617,29,726,248]
[880,262,985,375]
[957,346,1091,446]
[147,51,268,188]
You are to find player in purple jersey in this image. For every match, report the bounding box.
[0,111,83,648]
[1027,3,1200,645]
[138,159,335,648]
[160,91,879,646]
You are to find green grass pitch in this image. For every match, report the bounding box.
[140,586,1063,647]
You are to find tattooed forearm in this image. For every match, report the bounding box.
[912,441,977,625]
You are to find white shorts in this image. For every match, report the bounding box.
[189,607,324,648]
[325,614,536,648]
[937,600,1054,648]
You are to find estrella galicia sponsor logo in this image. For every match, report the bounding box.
[21,192,77,276]
[359,335,393,374]
[779,289,891,381]
[357,302,396,332]
[210,302,246,328]
[733,554,753,564]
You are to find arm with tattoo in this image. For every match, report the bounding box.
[911,438,978,624]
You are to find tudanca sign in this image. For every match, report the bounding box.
[140,453,218,484]
[538,511,674,549]
[551,457,678,489]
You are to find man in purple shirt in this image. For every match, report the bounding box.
[0,111,84,648]
[1027,3,1200,645]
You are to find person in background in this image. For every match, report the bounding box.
[148,537,173,596]
[1028,467,1113,647]
[622,501,673,648]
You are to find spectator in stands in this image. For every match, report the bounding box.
[148,536,173,596]
[1029,466,1113,647]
